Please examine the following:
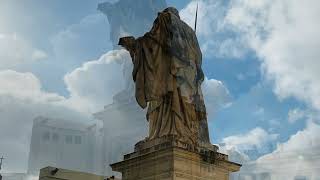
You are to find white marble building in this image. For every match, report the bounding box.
[27,116,104,176]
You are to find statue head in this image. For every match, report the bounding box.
[163,7,180,19]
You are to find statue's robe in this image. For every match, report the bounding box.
[119,10,210,146]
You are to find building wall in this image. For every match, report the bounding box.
[27,117,104,176]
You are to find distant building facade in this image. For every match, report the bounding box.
[1,173,26,180]
[27,116,104,176]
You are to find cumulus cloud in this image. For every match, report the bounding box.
[0,70,64,103]
[182,0,320,114]
[0,49,133,173]
[180,0,250,59]
[0,70,89,172]
[0,13,116,174]
[202,78,232,118]
[254,121,320,178]
[222,127,278,153]
[64,49,130,114]
[225,0,320,112]
[217,127,278,165]
[0,33,47,69]
[287,108,320,124]
[288,108,307,124]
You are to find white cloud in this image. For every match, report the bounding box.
[202,78,232,117]
[222,127,278,152]
[254,121,320,178]
[0,70,64,103]
[219,127,278,165]
[219,121,320,178]
[224,0,320,111]
[220,146,251,165]
[229,121,320,179]
[288,108,307,124]
[64,49,130,114]
[180,0,222,37]
[0,49,130,172]
[0,14,115,174]
[182,0,320,113]
[0,33,47,69]
[0,70,89,172]
[180,0,250,59]
[287,108,320,125]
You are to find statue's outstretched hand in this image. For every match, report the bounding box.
[119,36,136,60]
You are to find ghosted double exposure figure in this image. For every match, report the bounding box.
[119,7,210,147]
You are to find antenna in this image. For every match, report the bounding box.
[194,3,199,33]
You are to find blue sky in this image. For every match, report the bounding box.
[0,0,319,175]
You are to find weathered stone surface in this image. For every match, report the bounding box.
[119,7,210,148]
[111,146,241,180]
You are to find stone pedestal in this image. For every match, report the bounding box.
[111,138,241,180]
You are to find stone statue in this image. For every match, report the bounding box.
[111,7,241,180]
[119,7,210,147]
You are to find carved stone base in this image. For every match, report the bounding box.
[111,139,241,180]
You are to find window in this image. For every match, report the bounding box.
[65,135,72,144]
[75,136,82,144]
[42,132,50,141]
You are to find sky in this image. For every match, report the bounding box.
[0,0,319,178]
